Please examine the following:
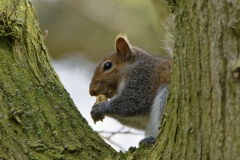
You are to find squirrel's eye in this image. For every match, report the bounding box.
[103,62,112,71]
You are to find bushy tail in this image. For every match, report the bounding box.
[162,14,175,57]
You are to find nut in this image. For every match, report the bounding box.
[95,94,107,104]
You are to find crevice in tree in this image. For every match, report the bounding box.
[220,32,227,160]
[174,125,178,143]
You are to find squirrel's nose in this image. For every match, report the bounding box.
[90,89,96,96]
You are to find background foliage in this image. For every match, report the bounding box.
[31,0,170,61]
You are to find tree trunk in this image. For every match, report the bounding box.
[126,0,240,159]
[0,0,117,159]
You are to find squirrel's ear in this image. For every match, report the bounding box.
[115,34,133,61]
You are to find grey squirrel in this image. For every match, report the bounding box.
[89,16,174,145]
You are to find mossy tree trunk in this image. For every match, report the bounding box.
[0,0,117,159]
[126,0,240,159]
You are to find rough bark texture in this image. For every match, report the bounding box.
[0,0,118,159]
[164,1,240,159]
[126,0,240,159]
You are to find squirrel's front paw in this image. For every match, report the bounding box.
[90,103,106,124]
[139,136,156,145]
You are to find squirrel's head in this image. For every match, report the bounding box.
[89,34,136,98]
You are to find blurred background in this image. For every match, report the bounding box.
[30,0,170,151]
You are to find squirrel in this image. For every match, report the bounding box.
[89,16,174,145]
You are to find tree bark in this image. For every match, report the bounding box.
[0,0,117,159]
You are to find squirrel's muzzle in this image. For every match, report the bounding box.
[89,89,96,96]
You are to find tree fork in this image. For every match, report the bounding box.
[0,0,239,159]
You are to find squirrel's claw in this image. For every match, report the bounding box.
[91,103,106,123]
